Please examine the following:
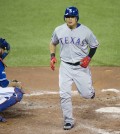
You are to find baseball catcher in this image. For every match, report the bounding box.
[0,38,25,122]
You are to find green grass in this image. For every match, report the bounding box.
[0,0,120,66]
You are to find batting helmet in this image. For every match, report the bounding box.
[64,6,79,21]
[0,38,10,59]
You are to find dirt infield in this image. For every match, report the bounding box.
[0,67,120,134]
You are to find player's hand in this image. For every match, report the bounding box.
[50,57,57,71]
[80,56,91,68]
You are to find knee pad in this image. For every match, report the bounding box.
[0,95,17,112]
[0,88,24,112]
[14,87,24,102]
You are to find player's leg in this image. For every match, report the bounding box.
[0,87,24,113]
[73,67,95,99]
[59,61,74,129]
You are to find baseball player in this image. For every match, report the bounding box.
[49,6,99,130]
[0,38,25,122]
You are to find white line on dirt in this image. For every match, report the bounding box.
[101,88,120,93]
[24,90,78,97]
[25,88,120,97]
[25,91,58,96]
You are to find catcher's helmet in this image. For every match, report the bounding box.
[0,38,10,59]
[64,6,79,21]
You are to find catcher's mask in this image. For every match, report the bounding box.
[64,6,79,21]
[0,38,10,59]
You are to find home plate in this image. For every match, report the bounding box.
[96,107,120,113]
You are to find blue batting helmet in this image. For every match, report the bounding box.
[0,38,10,59]
[64,6,79,21]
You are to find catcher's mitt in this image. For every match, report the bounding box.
[12,79,19,82]
[9,79,23,89]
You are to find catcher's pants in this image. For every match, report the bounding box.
[0,87,24,112]
[59,61,95,125]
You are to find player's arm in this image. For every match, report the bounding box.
[0,79,23,89]
[88,47,97,58]
[0,70,23,89]
[0,76,23,89]
[0,80,9,88]
[81,30,99,68]
[0,70,9,87]
[49,41,57,71]
[50,41,56,56]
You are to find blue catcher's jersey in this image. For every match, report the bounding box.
[0,61,9,87]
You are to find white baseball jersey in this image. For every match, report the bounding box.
[51,23,99,125]
[51,23,99,63]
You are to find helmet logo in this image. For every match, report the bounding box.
[69,9,72,13]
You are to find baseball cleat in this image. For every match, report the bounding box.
[0,116,7,122]
[63,123,74,130]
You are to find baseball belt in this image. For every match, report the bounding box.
[63,61,80,66]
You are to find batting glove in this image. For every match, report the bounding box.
[50,56,57,71]
[80,56,91,68]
